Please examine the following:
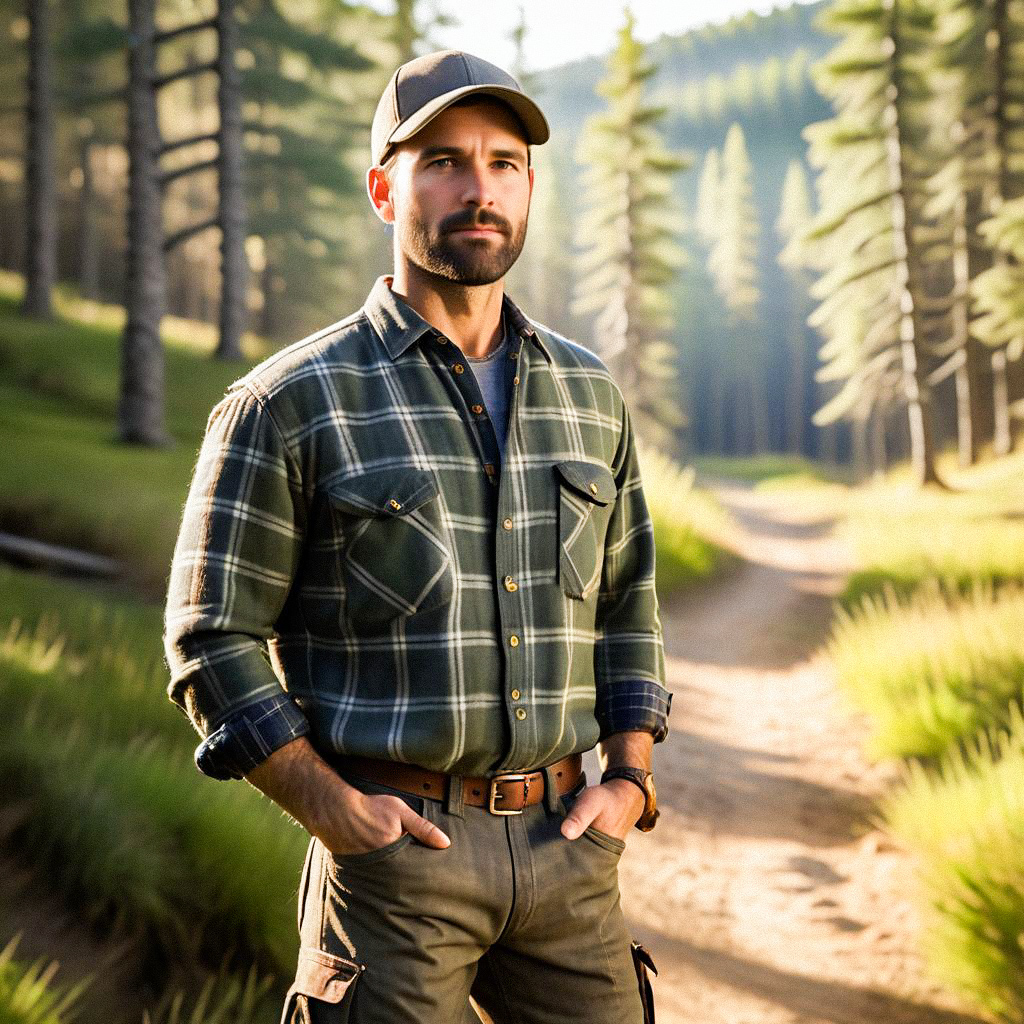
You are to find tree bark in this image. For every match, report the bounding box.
[120,0,170,446]
[21,0,57,319]
[215,0,248,360]
[883,0,945,487]
[78,130,100,301]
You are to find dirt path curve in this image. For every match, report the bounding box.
[583,480,988,1024]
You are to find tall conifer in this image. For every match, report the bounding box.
[572,8,689,450]
[806,0,946,486]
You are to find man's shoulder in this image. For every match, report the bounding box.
[226,308,376,402]
[527,318,614,376]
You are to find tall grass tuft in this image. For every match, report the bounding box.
[829,581,1024,761]
[142,966,276,1024]
[0,933,90,1023]
[639,446,735,595]
[882,706,1024,1022]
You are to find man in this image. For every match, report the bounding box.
[163,49,671,1024]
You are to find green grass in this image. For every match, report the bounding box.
[0,566,307,989]
[829,581,1024,761]
[692,452,851,485]
[838,450,1024,606]
[0,934,88,1024]
[639,447,736,595]
[881,707,1024,1022]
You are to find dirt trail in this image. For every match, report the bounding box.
[586,480,988,1024]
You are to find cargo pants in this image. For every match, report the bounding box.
[281,766,646,1023]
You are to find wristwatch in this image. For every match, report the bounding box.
[600,766,659,832]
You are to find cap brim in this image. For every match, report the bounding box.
[384,84,550,159]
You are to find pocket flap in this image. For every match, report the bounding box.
[328,467,439,517]
[293,947,363,1002]
[554,460,617,506]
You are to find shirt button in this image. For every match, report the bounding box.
[472,404,484,414]
[509,350,518,360]
[589,482,598,495]
[511,689,521,699]
[453,363,465,374]
[513,376,520,386]
[484,463,497,478]
[502,517,513,530]
[388,499,402,511]
[436,336,448,345]
[504,575,518,592]
[509,634,519,647]
[515,708,527,721]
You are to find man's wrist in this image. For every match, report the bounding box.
[244,736,356,839]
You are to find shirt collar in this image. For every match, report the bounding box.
[363,275,553,364]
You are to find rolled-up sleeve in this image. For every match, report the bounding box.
[163,383,309,775]
[593,400,672,743]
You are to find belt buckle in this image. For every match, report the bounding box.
[488,773,530,815]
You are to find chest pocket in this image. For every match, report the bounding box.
[554,460,618,601]
[328,467,454,625]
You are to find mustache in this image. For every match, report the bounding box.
[441,210,511,235]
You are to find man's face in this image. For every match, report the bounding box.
[376,100,533,286]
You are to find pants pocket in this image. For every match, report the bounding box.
[280,947,363,1024]
[559,774,626,854]
[327,776,427,868]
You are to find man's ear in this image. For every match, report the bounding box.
[367,166,395,224]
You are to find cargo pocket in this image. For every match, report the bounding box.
[554,460,617,600]
[280,947,363,1024]
[328,466,454,624]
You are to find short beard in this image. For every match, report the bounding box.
[399,207,528,286]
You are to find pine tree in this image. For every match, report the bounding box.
[572,9,689,451]
[708,122,765,454]
[805,0,946,487]
[776,158,815,454]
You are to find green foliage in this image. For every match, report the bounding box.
[142,966,275,1024]
[636,447,735,596]
[805,0,944,484]
[830,581,1024,760]
[0,935,88,1024]
[881,706,1024,1020]
[572,10,689,450]
[0,567,308,980]
[838,449,1024,603]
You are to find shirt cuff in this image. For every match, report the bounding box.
[194,693,310,780]
[596,681,672,744]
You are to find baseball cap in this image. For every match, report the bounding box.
[371,49,550,167]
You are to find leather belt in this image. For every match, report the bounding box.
[332,752,583,815]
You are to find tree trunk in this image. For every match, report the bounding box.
[883,0,945,487]
[215,0,247,359]
[785,271,807,454]
[992,347,1011,455]
[120,0,170,446]
[21,0,57,319]
[78,132,100,301]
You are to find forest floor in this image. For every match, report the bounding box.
[589,479,991,1024]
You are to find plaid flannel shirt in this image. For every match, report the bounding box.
[163,276,672,780]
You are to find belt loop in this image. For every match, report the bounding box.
[445,773,465,818]
[542,764,561,814]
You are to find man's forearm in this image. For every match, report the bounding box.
[244,735,354,838]
[598,730,654,774]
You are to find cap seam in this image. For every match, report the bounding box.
[459,52,474,85]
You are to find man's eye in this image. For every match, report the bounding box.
[430,157,454,168]
[494,160,515,170]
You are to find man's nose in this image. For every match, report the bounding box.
[459,160,494,206]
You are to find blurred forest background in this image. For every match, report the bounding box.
[4,0,1022,479]
[2,1,1024,1022]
